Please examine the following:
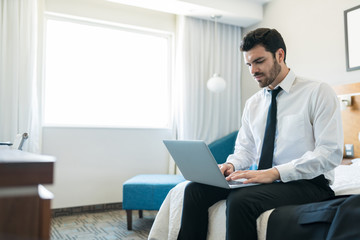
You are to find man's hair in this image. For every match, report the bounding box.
[240,28,287,63]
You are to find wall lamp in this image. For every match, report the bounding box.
[338,93,360,111]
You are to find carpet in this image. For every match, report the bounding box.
[51,210,157,240]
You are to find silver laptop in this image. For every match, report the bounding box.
[163,140,258,189]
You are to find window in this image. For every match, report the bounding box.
[44,16,172,128]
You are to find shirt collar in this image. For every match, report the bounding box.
[278,69,295,94]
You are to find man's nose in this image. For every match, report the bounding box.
[250,65,258,75]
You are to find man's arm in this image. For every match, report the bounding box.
[225,100,258,171]
[275,83,343,183]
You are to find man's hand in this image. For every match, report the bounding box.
[218,163,235,177]
[225,168,280,184]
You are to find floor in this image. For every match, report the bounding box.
[51,210,157,240]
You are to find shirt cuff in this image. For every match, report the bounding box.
[226,156,249,171]
[225,160,239,171]
[225,154,243,171]
[274,162,296,182]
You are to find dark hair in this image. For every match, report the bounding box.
[240,28,287,63]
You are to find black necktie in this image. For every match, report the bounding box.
[258,87,282,170]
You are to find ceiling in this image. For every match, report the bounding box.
[107,0,271,27]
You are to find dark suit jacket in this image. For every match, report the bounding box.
[266,195,360,240]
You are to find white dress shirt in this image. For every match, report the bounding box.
[226,70,343,184]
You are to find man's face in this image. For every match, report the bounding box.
[243,45,281,88]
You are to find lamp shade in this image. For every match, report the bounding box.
[207,73,226,93]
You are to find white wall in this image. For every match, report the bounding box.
[43,0,176,209]
[241,0,360,108]
[43,127,172,208]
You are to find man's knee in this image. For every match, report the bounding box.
[183,182,215,204]
[183,182,207,200]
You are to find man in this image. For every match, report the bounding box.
[177,28,343,240]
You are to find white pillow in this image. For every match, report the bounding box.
[332,163,360,195]
[351,158,360,166]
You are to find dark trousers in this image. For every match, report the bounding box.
[177,175,334,240]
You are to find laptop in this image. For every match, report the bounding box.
[163,140,258,189]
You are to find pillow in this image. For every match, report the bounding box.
[351,158,360,166]
[332,163,360,195]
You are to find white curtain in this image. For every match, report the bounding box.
[169,16,242,173]
[0,0,43,152]
[175,16,242,142]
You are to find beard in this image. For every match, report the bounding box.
[255,58,282,88]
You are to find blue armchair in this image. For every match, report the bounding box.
[208,131,239,164]
[122,130,254,230]
[209,131,257,170]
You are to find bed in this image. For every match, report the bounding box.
[148,82,360,240]
[148,159,360,240]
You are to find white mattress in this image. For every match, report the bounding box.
[148,160,360,240]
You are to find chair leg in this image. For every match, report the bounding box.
[126,210,132,230]
[139,210,143,218]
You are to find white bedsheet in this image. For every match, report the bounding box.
[148,161,360,240]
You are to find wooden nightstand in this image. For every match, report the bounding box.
[0,149,55,240]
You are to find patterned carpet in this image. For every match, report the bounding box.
[51,210,157,240]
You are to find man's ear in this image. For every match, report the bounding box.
[277,48,285,63]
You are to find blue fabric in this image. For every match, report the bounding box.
[123,174,185,210]
[208,130,257,170]
[249,163,257,170]
[208,131,239,164]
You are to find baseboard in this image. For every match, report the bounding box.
[52,202,123,218]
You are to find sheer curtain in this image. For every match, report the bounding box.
[175,16,242,142]
[169,16,242,173]
[0,0,43,152]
